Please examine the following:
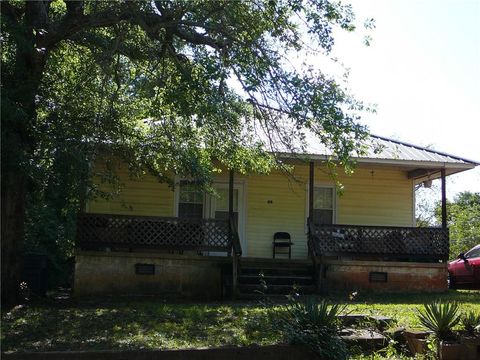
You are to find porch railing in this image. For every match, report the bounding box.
[76,213,232,253]
[308,221,449,262]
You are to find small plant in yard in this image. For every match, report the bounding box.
[462,310,480,336]
[277,295,348,360]
[423,336,440,360]
[417,301,464,360]
[460,310,480,360]
[352,338,417,360]
[417,301,461,342]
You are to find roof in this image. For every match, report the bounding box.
[144,118,478,179]
[280,132,479,181]
[361,135,479,166]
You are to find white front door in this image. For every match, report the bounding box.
[208,183,246,256]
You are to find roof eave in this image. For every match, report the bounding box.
[371,134,480,165]
[277,152,477,171]
[355,157,477,169]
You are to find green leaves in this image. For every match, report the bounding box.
[437,192,480,259]
[285,296,345,330]
[462,310,480,336]
[417,301,461,341]
[278,296,348,360]
[3,0,369,188]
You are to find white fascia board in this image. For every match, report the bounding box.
[277,152,477,170]
[354,158,476,169]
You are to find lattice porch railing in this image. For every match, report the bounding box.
[76,213,231,252]
[309,223,449,261]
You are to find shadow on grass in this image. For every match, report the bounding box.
[2,290,478,353]
[324,289,480,305]
[1,296,281,352]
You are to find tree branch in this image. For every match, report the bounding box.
[0,1,24,23]
[25,1,49,29]
[35,0,230,55]
[174,26,228,49]
[44,5,133,48]
[65,0,84,18]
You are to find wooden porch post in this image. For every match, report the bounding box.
[309,161,314,222]
[309,161,323,293]
[441,168,447,229]
[229,170,234,224]
[229,170,237,299]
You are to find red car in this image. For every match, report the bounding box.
[448,244,480,289]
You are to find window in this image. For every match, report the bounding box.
[178,181,203,219]
[214,188,239,225]
[135,263,155,275]
[465,246,480,259]
[312,186,334,225]
[369,272,388,283]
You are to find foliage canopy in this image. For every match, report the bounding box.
[3,0,368,186]
[444,192,480,258]
[416,188,480,259]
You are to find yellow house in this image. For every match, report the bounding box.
[74,135,478,298]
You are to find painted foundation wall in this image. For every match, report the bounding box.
[88,160,414,259]
[74,251,228,299]
[321,259,448,293]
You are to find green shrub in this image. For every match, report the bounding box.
[278,295,348,360]
[417,301,461,341]
[462,310,480,336]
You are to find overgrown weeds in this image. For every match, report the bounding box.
[275,295,349,360]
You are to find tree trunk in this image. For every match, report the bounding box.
[1,170,28,308]
[1,2,48,306]
[1,90,44,307]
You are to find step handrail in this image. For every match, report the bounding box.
[307,217,322,292]
[229,217,242,299]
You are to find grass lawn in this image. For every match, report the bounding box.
[2,290,479,356]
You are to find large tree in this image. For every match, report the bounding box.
[440,192,480,258]
[1,0,368,305]
[417,188,480,258]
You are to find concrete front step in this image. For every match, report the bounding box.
[240,258,313,269]
[224,257,317,297]
[239,274,314,286]
[237,259,315,295]
[240,257,312,266]
[240,266,313,277]
[238,283,316,295]
[235,292,291,301]
[340,328,387,352]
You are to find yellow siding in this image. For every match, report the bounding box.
[336,167,414,227]
[246,169,308,258]
[244,164,414,259]
[88,161,414,259]
[88,163,174,217]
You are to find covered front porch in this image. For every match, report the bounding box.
[75,213,450,297]
[75,158,456,297]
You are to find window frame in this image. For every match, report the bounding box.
[305,183,337,227]
[174,179,206,219]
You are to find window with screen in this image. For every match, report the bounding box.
[178,181,203,219]
[312,187,334,225]
[214,188,239,225]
